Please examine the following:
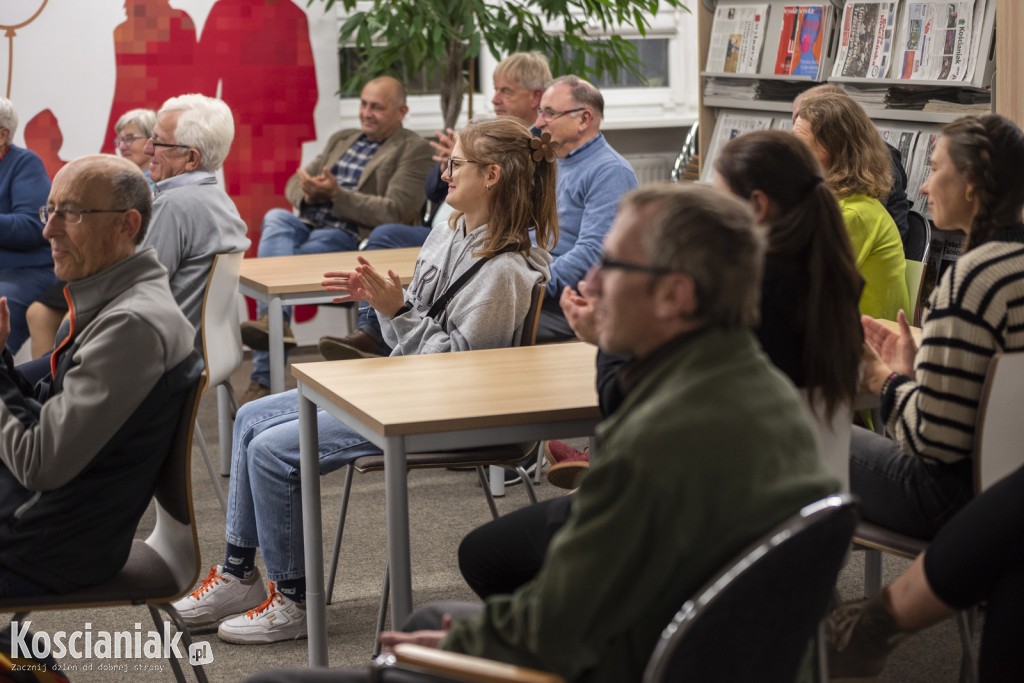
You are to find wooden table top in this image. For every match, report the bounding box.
[292,342,601,437]
[238,248,421,296]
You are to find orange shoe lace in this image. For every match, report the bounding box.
[189,566,225,599]
[245,581,283,619]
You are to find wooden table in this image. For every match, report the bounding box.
[292,342,602,667]
[238,248,421,393]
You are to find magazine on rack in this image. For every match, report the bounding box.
[699,112,775,183]
[831,1,898,79]
[893,1,977,81]
[774,5,830,78]
[707,4,771,74]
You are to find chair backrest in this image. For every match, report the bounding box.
[904,259,928,326]
[518,279,546,347]
[800,391,854,491]
[643,494,858,683]
[904,210,932,262]
[974,351,1024,493]
[200,252,245,389]
[144,370,206,595]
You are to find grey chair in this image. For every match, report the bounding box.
[194,251,245,510]
[642,494,858,683]
[0,370,210,683]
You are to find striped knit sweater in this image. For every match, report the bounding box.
[883,224,1024,463]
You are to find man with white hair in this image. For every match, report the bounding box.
[0,96,53,356]
[141,93,250,331]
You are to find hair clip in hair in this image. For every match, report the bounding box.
[530,132,560,163]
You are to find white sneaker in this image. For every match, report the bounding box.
[217,582,307,644]
[172,565,266,628]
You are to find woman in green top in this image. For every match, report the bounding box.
[793,90,910,321]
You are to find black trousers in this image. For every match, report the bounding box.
[458,494,575,598]
[924,463,1024,681]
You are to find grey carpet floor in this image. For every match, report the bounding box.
[3,348,972,682]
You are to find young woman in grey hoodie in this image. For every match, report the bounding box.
[172,117,561,645]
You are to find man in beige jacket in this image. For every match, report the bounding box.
[240,76,434,403]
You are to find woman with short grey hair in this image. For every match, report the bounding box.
[113,108,157,181]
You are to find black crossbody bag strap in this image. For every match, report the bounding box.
[425,245,518,320]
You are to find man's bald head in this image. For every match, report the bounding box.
[45,155,153,281]
[360,77,409,142]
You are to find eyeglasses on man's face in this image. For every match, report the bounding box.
[147,136,192,151]
[535,106,586,122]
[113,134,145,147]
[39,206,129,225]
[594,254,675,276]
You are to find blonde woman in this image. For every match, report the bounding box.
[793,91,910,321]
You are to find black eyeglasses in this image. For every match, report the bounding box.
[596,255,675,276]
[40,206,129,225]
[445,156,478,176]
[536,106,586,122]
[148,136,192,150]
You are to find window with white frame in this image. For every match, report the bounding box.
[335,5,700,132]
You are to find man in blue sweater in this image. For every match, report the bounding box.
[532,75,638,339]
[0,97,54,356]
[322,74,637,357]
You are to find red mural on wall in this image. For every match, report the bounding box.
[96,0,321,321]
[24,109,68,180]
[195,0,319,254]
[100,0,199,155]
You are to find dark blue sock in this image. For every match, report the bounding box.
[223,544,257,579]
[275,577,306,604]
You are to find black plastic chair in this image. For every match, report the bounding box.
[904,209,932,262]
[643,494,858,683]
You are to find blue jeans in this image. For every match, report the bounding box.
[355,223,431,353]
[0,265,57,356]
[250,209,361,386]
[225,389,381,581]
[849,425,974,539]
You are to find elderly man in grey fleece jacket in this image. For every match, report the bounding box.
[140,94,250,336]
[0,155,201,597]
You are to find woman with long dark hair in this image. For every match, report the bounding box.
[713,129,862,420]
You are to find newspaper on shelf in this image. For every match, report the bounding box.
[774,5,830,79]
[893,1,977,81]
[905,129,940,217]
[706,4,771,75]
[699,112,775,183]
[875,125,920,170]
[704,77,761,101]
[964,0,988,83]
[831,1,899,79]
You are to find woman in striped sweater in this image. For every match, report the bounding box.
[852,114,1024,539]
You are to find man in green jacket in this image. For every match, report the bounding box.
[247,184,838,683]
